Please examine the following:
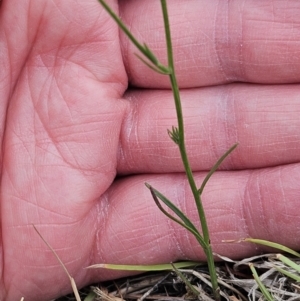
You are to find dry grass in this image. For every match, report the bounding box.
[55,253,300,301]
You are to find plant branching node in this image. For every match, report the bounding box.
[167,126,180,144]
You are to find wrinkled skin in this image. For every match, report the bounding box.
[1,0,300,300]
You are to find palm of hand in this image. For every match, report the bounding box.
[1,1,128,299]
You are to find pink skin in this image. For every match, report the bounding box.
[0,0,300,300]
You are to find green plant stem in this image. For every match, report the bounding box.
[160,1,220,300]
[98,0,145,56]
[161,0,209,247]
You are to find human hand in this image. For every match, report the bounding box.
[1,0,300,300]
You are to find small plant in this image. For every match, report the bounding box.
[97,1,238,300]
[95,1,300,300]
[31,2,300,300]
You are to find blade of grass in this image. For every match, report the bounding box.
[274,266,300,282]
[242,238,300,257]
[171,263,200,297]
[276,254,300,273]
[249,263,274,301]
[86,261,201,271]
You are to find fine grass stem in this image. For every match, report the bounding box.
[87,261,200,271]
[32,225,81,301]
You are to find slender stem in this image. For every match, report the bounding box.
[98,0,169,73]
[161,1,220,299]
[98,0,144,53]
[160,0,208,243]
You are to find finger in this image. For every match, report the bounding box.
[119,0,300,88]
[93,163,300,280]
[118,83,300,173]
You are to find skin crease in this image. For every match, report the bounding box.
[0,0,300,300]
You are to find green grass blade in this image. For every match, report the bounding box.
[86,261,201,271]
[249,263,274,301]
[274,266,300,282]
[243,238,300,257]
[198,143,238,195]
[171,263,200,297]
[276,254,300,273]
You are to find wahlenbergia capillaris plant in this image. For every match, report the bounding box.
[98,1,237,300]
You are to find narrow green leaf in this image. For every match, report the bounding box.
[243,238,300,257]
[274,266,300,282]
[146,183,199,233]
[171,263,200,297]
[276,254,300,273]
[87,261,201,271]
[143,43,159,65]
[98,1,142,52]
[145,183,207,249]
[249,263,274,301]
[98,0,162,73]
[198,143,238,195]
